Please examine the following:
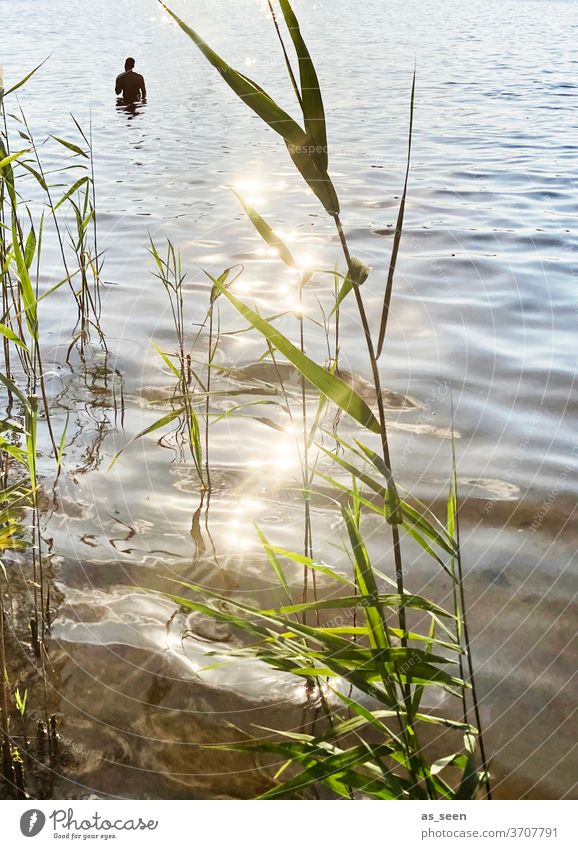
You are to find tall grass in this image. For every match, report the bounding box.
[0,64,107,795]
[0,4,493,801]
[156,0,491,800]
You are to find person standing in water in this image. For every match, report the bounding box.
[115,57,146,103]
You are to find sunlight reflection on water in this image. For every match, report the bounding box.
[2,0,577,800]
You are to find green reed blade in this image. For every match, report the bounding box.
[18,162,48,191]
[51,136,89,159]
[266,543,353,587]
[285,141,340,214]
[278,0,328,171]
[330,256,369,316]
[231,188,296,269]
[160,3,307,147]
[255,525,292,602]
[376,69,415,358]
[0,324,26,350]
[24,223,37,270]
[3,60,48,97]
[261,592,453,619]
[212,277,380,433]
[108,407,184,469]
[151,342,182,380]
[52,177,90,213]
[0,149,31,170]
[10,220,38,341]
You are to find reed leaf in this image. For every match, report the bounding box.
[212,276,380,433]
[0,324,27,350]
[231,188,296,269]
[330,256,369,316]
[51,136,89,159]
[376,69,415,358]
[160,2,339,214]
[278,0,328,171]
[159,3,307,147]
[109,407,184,469]
[52,176,90,213]
[0,149,31,170]
[256,593,453,619]
[3,60,47,97]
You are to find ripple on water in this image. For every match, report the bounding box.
[2,0,577,800]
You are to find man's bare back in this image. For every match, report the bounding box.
[115,58,146,103]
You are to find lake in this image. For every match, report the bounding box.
[1,0,577,799]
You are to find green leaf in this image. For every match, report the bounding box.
[255,526,292,602]
[0,149,31,170]
[0,439,27,465]
[0,140,16,207]
[186,402,203,472]
[14,687,27,717]
[231,189,296,269]
[56,414,70,469]
[261,592,453,619]
[51,136,89,159]
[204,267,232,305]
[285,140,340,214]
[0,324,27,350]
[161,2,339,216]
[160,3,307,147]
[331,257,369,315]
[267,544,352,587]
[151,342,182,380]
[25,394,37,488]
[431,752,468,776]
[0,372,28,410]
[3,59,48,97]
[109,407,184,469]
[276,0,339,214]
[455,734,482,800]
[259,743,398,799]
[52,176,90,213]
[24,225,37,270]
[18,162,48,191]
[341,505,390,668]
[319,436,454,549]
[377,69,415,358]
[278,0,328,170]
[212,278,380,433]
[11,219,38,341]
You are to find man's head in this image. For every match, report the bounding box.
[124,57,135,71]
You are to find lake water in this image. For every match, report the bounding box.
[2,0,577,799]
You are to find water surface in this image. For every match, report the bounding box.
[2,0,577,799]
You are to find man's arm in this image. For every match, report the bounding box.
[140,76,147,100]
[115,74,122,95]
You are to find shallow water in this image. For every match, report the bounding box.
[2,0,578,798]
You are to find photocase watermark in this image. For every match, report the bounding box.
[20,810,46,838]
[18,807,159,841]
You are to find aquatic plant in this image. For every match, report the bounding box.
[157,0,491,800]
[0,4,494,800]
[0,65,100,797]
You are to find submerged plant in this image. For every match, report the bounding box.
[157,0,491,800]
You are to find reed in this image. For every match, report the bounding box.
[151,239,206,486]
[0,8,493,800]
[0,65,104,796]
[157,0,491,799]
